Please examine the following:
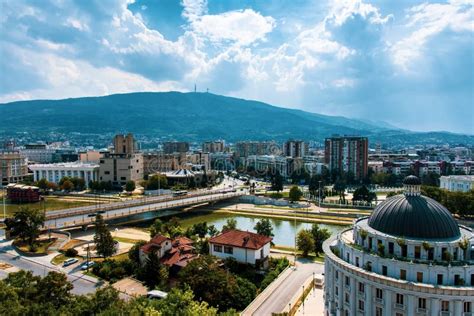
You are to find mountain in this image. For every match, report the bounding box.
[0,92,472,146]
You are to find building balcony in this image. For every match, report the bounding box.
[416,308,428,315]
[393,303,406,311]
[440,312,451,316]
[373,297,384,305]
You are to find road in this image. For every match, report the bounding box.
[0,241,101,295]
[252,259,324,315]
[44,190,245,229]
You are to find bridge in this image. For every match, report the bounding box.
[42,189,246,230]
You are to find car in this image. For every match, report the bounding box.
[147,290,168,300]
[63,258,79,267]
[97,210,106,214]
[80,261,95,270]
[87,213,97,217]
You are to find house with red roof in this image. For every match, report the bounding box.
[139,234,198,273]
[209,229,272,267]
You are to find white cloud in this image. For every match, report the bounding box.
[391,1,473,70]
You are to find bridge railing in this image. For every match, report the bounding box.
[43,192,244,230]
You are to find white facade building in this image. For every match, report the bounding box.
[209,229,272,266]
[323,176,474,316]
[440,175,474,193]
[30,162,99,187]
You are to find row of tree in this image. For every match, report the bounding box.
[421,185,474,218]
[36,177,86,192]
[297,224,331,257]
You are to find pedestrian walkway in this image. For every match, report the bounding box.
[295,287,324,316]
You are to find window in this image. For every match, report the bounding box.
[418,298,426,309]
[464,302,472,313]
[224,246,233,254]
[376,288,383,300]
[454,274,462,285]
[335,271,339,280]
[471,274,474,286]
[368,237,373,249]
[437,274,444,285]
[120,176,126,180]
[346,253,350,262]
[335,286,338,296]
[104,171,110,175]
[401,245,407,257]
[441,301,449,312]
[358,300,364,311]
[358,282,364,293]
[100,160,105,164]
[355,257,359,267]
[388,242,394,254]
[345,276,350,286]
[414,246,421,259]
[345,293,350,304]
[396,313,403,316]
[417,272,423,283]
[213,245,222,252]
[375,307,383,316]
[400,269,406,280]
[382,265,387,276]
[396,293,404,305]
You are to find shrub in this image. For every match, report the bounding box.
[65,248,78,257]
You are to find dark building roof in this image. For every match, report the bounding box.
[209,229,272,250]
[403,175,422,185]
[368,194,461,240]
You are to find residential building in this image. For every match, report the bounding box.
[368,161,384,174]
[210,152,235,171]
[99,134,144,187]
[246,155,289,177]
[0,151,29,185]
[323,176,474,315]
[235,141,279,159]
[202,140,225,153]
[440,175,474,192]
[6,184,40,203]
[283,140,308,158]
[79,150,102,163]
[143,152,209,176]
[163,141,189,154]
[325,136,368,180]
[30,162,99,187]
[140,235,197,273]
[209,229,272,266]
[20,144,56,163]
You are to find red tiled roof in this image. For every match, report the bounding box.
[209,229,272,250]
[173,236,194,247]
[150,235,171,245]
[140,234,171,254]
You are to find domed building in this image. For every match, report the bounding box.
[323,176,474,316]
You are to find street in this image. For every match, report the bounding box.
[252,258,324,315]
[0,241,101,295]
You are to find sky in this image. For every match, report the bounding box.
[0,0,473,134]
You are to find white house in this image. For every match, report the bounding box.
[440,175,474,192]
[209,229,272,267]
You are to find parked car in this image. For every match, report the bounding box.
[147,290,168,300]
[80,261,95,270]
[63,258,79,267]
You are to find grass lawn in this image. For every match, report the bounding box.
[51,253,83,265]
[92,252,129,263]
[113,236,142,244]
[1,197,94,218]
[272,245,325,263]
[14,239,56,254]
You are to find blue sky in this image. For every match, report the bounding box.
[0,0,473,134]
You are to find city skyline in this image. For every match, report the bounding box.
[1,0,473,134]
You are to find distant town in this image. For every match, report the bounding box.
[0,133,473,315]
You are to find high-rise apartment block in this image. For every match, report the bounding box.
[325,136,368,180]
[163,142,189,154]
[283,140,308,158]
[202,141,225,153]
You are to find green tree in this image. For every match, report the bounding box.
[156,287,220,316]
[146,174,168,190]
[140,250,169,289]
[61,179,74,192]
[207,224,219,237]
[222,218,237,231]
[297,229,314,257]
[162,217,182,237]
[93,214,116,258]
[270,170,283,192]
[289,185,303,202]
[192,222,208,238]
[125,181,136,193]
[352,186,377,203]
[36,178,50,192]
[9,207,45,249]
[128,240,146,265]
[149,218,163,238]
[333,180,346,202]
[310,224,331,255]
[38,271,73,307]
[254,218,274,237]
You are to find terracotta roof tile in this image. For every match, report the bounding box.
[209,229,272,250]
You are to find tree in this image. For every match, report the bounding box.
[222,218,237,231]
[128,240,146,266]
[192,222,208,238]
[310,224,331,255]
[270,170,283,192]
[333,180,346,202]
[61,179,74,192]
[149,218,163,238]
[254,219,274,237]
[352,186,377,203]
[207,225,219,237]
[289,186,303,203]
[9,207,45,249]
[162,217,183,237]
[156,287,220,316]
[146,174,168,190]
[36,178,50,192]
[70,177,86,191]
[38,271,73,307]
[297,229,314,257]
[125,181,135,193]
[93,214,116,258]
[139,250,169,289]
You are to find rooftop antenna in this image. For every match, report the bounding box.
[194,84,197,93]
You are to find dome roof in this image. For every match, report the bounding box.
[403,175,421,185]
[368,194,461,240]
